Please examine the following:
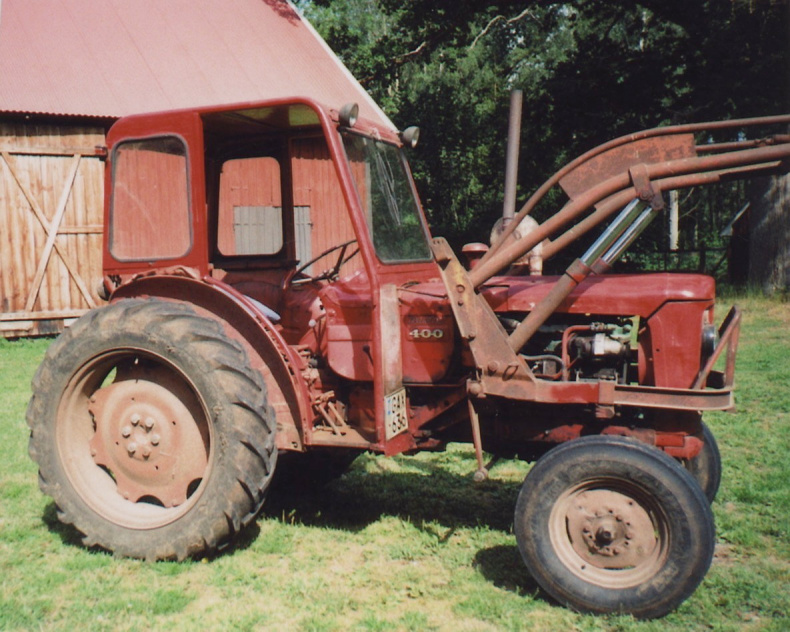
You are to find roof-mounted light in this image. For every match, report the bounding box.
[339,102,359,128]
[400,126,420,149]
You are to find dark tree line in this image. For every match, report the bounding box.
[298,0,789,265]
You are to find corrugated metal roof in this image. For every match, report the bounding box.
[0,0,394,130]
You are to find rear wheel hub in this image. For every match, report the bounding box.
[88,366,208,507]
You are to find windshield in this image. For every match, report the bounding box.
[341,133,432,263]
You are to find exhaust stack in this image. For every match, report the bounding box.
[502,89,523,227]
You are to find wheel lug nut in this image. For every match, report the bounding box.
[131,413,141,426]
[121,426,132,438]
[127,442,137,455]
[144,417,155,430]
[150,434,161,446]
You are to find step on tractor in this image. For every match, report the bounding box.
[27,96,790,618]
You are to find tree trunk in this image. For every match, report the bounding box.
[748,174,790,293]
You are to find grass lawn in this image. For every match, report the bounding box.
[1,293,788,631]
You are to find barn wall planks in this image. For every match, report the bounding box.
[291,136,363,276]
[215,136,365,276]
[0,122,105,337]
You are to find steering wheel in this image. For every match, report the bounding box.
[290,240,359,285]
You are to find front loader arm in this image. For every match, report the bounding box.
[437,114,786,396]
[431,237,535,401]
[470,114,790,287]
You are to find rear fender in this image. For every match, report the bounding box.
[111,273,311,451]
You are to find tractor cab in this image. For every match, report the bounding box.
[102,98,446,452]
[104,98,434,288]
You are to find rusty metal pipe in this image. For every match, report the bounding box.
[470,142,790,286]
[542,160,784,260]
[509,259,591,352]
[502,90,523,226]
[478,114,790,268]
[467,399,489,482]
[697,135,790,153]
[471,189,614,286]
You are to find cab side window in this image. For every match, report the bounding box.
[110,136,191,261]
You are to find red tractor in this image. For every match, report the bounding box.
[27,97,790,618]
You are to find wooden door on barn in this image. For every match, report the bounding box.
[0,122,105,337]
[215,137,365,278]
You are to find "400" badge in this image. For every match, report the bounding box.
[409,328,445,340]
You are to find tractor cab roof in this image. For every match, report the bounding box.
[106,97,402,150]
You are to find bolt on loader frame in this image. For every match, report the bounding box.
[27,98,790,618]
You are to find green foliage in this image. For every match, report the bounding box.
[298,0,788,257]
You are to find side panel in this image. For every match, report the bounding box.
[399,290,455,383]
[639,301,709,388]
[321,282,374,381]
[318,280,456,384]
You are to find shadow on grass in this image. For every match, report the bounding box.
[474,544,544,597]
[263,457,522,534]
[261,462,554,601]
[41,453,540,599]
[43,503,89,549]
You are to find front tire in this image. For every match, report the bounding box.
[514,435,714,619]
[681,422,721,503]
[27,299,276,560]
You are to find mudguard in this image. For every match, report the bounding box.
[111,270,312,451]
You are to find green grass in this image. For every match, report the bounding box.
[1,293,789,631]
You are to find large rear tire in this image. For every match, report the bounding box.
[514,435,714,619]
[27,299,276,560]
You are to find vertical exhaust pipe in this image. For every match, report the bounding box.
[502,90,523,228]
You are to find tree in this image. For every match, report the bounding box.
[298,1,789,263]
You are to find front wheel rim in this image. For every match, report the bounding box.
[548,478,670,589]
